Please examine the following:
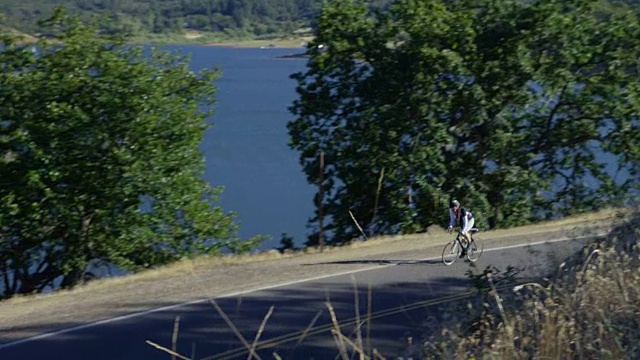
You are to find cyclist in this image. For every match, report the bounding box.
[447,200,475,258]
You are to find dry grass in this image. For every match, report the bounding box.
[297,208,636,360]
[147,274,388,360]
[141,208,629,360]
[184,31,204,39]
[419,210,640,359]
[0,207,622,347]
[202,36,313,48]
[2,207,619,306]
[0,250,294,306]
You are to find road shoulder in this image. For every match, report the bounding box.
[0,213,614,343]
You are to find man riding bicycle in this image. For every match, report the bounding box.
[447,200,474,258]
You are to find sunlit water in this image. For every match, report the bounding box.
[170,45,315,250]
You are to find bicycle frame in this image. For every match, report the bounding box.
[442,228,481,265]
[454,231,471,250]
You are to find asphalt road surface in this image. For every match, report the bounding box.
[0,237,593,360]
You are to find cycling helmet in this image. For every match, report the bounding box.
[449,200,460,208]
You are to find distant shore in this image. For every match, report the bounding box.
[201,37,312,49]
[3,28,314,50]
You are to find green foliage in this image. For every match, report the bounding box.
[0,8,262,299]
[288,0,640,245]
[277,232,297,253]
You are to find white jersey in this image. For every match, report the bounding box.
[449,207,474,234]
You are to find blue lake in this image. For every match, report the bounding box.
[165,45,315,250]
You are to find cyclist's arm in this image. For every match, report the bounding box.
[448,209,456,229]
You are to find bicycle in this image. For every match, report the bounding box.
[442,228,483,265]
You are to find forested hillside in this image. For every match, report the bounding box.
[8,0,635,43]
[0,0,393,41]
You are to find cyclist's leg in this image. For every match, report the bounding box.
[459,218,469,258]
[463,218,475,250]
[458,238,467,258]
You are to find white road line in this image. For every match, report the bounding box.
[0,232,605,350]
[481,233,606,252]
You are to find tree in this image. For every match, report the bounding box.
[0,8,263,299]
[288,0,640,245]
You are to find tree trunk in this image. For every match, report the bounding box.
[15,262,60,295]
[490,205,499,229]
[60,267,85,289]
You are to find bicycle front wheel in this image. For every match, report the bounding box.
[442,241,460,265]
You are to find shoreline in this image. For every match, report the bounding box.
[202,43,306,49]
[200,39,311,49]
[3,28,313,49]
[199,40,311,58]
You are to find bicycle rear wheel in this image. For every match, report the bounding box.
[466,239,483,262]
[442,241,460,265]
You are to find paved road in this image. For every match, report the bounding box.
[0,237,593,360]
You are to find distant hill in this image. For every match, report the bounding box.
[0,0,636,44]
[0,0,391,43]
